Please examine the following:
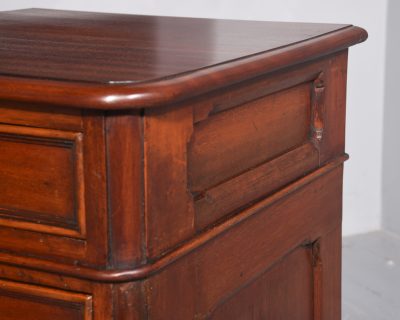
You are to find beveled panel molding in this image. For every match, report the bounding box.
[0,279,93,320]
[0,124,86,238]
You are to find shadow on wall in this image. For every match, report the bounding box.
[382,0,400,235]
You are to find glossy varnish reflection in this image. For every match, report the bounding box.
[0,8,366,319]
[0,9,366,110]
[0,9,351,83]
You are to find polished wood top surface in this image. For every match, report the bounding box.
[0,9,367,110]
[0,8,347,83]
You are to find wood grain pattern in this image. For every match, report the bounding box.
[0,102,83,131]
[318,51,348,164]
[0,8,349,84]
[113,282,147,320]
[0,9,367,110]
[105,112,144,267]
[210,246,313,320]
[320,225,343,320]
[191,59,322,124]
[0,279,93,320]
[0,112,110,267]
[0,9,366,319]
[144,106,195,258]
[145,167,343,319]
[0,154,347,283]
[79,111,109,266]
[0,124,86,238]
[194,142,319,229]
[189,83,311,192]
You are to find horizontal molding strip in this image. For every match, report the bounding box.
[0,154,348,283]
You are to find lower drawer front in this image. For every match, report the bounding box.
[146,166,343,319]
[211,245,313,319]
[0,280,92,320]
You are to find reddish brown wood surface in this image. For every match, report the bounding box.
[0,125,83,235]
[0,102,83,131]
[0,8,350,84]
[210,246,314,319]
[0,280,93,320]
[0,9,366,320]
[0,9,367,110]
[189,83,311,192]
[194,142,319,230]
[144,106,196,258]
[105,112,145,267]
[145,167,343,319]
[0,111,109,266]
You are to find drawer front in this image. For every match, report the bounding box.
[188,81,322,229]
[0,109,108,266]
[0,124,85,238]
[0,280,92,320]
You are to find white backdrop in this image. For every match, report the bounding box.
[382,0,400,235]
[0,0,387,236]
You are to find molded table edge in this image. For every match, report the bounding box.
[0,26,367,110]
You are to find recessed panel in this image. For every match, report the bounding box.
[188,83,311,192]
[0,124,85,238]
[210,246,313,319]
[0,280,92,320]
[189,82,317,229]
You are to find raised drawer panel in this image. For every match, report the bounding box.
[0,112,108,266]
[188,79,325,230]
[0,280,92,320]
[145,64,332,256]
[0,124,85,238]
[188,83,311,193]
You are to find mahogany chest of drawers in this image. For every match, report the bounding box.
[0,9,367,320]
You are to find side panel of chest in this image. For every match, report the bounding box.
[144,51,348,258]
